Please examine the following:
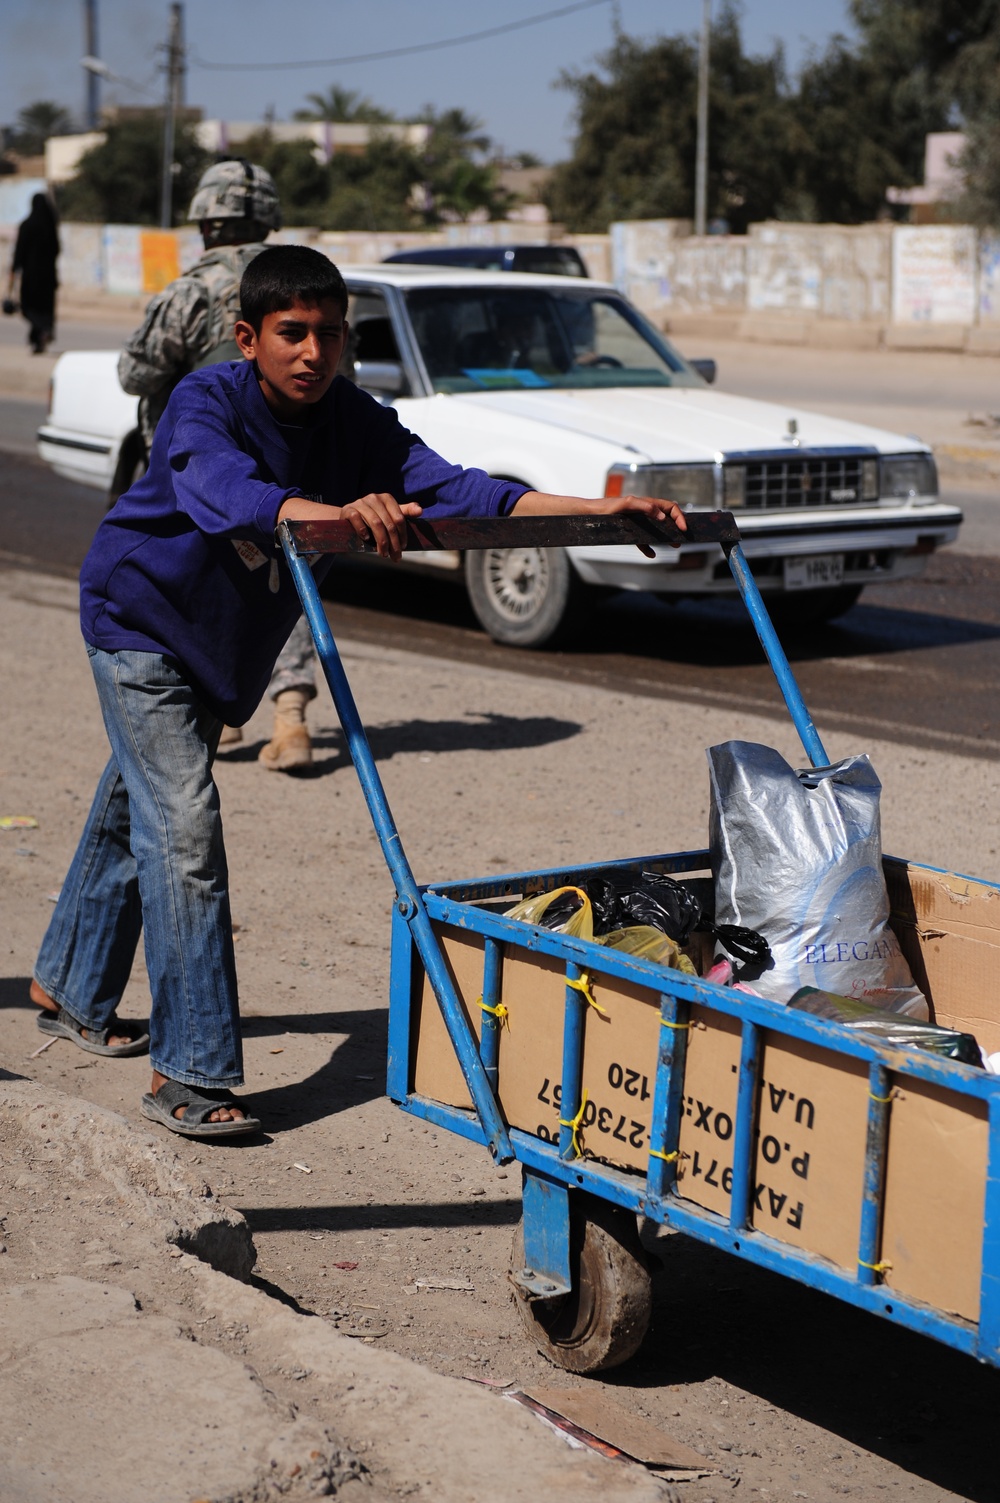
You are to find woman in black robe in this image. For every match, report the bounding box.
[7,194,60,354]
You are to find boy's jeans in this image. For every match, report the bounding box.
[35,647,243,1088]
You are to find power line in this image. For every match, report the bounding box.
[191,0,612,73]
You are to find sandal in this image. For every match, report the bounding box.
[140,1078,261,1139]
[36,1005,150,1057]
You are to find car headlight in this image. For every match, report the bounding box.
[605,464,716,509]
[880,454,938,500]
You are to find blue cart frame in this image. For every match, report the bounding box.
[280,509,1000,1371]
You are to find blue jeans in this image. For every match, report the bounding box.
[35,647,243,1087]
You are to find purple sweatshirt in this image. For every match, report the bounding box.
[80,359,527,723]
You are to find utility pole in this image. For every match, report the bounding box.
[694,0,710,236]
[159,3,185,229]
[83,0,99,129]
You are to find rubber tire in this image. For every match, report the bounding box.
[107,428,147,510]
[464,544,586,648]
[766,584,863,625]
[510,1196,653,1373]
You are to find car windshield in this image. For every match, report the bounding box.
[403,286,703,393]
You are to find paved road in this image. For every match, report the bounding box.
[4,447,998,761]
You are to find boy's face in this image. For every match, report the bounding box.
[234,297,348,421]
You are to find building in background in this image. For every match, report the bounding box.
[887,133,967,224]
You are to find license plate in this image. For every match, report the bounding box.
[784,554,845,591]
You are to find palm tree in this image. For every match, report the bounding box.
[293,86,393,124]
[12,101,74,155]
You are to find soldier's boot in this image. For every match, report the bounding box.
[258,688,312,772]
[218,724,243,747]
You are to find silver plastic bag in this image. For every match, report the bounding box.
[708,740,927,1017]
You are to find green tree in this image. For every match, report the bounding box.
[57,116,210,225]
[9,100,75,155]
[293,85,394,123]
[795,1,1000,223]
[785,41,937,222]
[236,129,332,223]
[416,106,512,223]
[236,126,424,231]
[546,10,795,233]
[325,135,425,230]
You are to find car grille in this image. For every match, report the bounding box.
[735,456,867,509]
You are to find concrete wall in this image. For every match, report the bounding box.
[614,219,893,328]
[612,219,747,325]
[3,221,594,297]
[9,205,1000,352]
[891,225,978,325]
[610,217,1000,349]
[747,222,891,322]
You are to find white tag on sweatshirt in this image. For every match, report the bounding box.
[232,538,268,571]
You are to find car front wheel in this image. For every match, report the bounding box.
[464,544,586,648]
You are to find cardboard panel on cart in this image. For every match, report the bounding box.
[499,962,663,1164]
[886,860,1000,1053]
[412,916,993,1322]
[414,927,871,1268]
[880,1077,989,1323]
[675,1013,869,1269]
[411,924,483,1109]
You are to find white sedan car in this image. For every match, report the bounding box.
[39,266,962,646]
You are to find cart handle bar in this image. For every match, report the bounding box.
[285,509,740,556]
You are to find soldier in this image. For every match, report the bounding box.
[117,158,317,772]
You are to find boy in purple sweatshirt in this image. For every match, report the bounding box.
[31,244,684,1138]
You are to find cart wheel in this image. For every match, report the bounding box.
[510,1195,652,1373]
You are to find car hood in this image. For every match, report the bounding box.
[449,385,927,460]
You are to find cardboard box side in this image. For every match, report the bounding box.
[881,1077,988,1322]
[411,925,484,1109]
[887,861,1000,1051]
[752,1034,869,1267]
[886,861,1000,944]
[410,905,994,1325]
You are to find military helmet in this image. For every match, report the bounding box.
[187,160,282,230]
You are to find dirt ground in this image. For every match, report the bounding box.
[3,561,1000,1502]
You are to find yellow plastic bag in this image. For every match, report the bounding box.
[505,885,594,943]
[602,924,697,974]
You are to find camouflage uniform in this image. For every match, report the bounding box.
[119,242,268,452]
[117,161,316,708]
[266,615,316,701]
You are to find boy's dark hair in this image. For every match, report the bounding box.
[240,245,348,330]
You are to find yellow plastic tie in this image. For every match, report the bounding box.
[858,1258,893,1274]
[478,996,510,1032]
[649,1148,680,1164]
[559,1089,589,1159]
[567,973,608,1017]
[661,1018,692,1030]
[869,1090,894,1104]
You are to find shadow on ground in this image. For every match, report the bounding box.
[217,711,583,779]
[620,1230,1000,1503]
[241,1199,520,1236]
[240,1007,387,1125]
[322,550,1000,671]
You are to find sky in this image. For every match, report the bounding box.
[3,0,856,163]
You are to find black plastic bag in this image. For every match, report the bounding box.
[534,870,770,973]
[789,986,983,1067]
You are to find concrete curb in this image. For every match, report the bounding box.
[664,310,1000,357]
[0,1072,256,1279]
[0,1070,663,1501]
[184,1256,666,1502]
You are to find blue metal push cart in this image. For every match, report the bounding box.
[281,510,1000,1374]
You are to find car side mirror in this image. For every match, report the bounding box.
[689,358,717,385]
[354,359,405,396]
